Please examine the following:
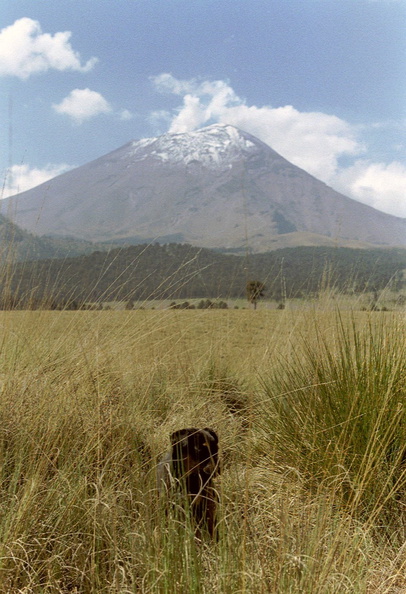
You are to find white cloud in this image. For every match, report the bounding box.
[152,73,362,181]
[335,160,406,218]
[53,88,112,124]
[1,163,70,199]
[220,104,363,182]
[148,109,172,130]
[0,18,97,79]
[152,73,406,218]
[53,89,134,124]
[119,109,134,121]
[152,73,199,96]
[168,94,209,132]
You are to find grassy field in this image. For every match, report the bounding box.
[0,304,405,592]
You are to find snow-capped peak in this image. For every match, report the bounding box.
[126,124,258,169]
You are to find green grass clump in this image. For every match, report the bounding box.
[260,312,406,535]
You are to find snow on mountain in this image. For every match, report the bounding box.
[125,124,258,168]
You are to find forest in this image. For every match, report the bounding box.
[1,243,405,309]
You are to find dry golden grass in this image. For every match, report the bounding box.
[0,306,404,592]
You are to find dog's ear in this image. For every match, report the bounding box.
[203,428,218,446]
[202,428,220,475]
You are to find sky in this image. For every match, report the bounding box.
[1,0,406,218]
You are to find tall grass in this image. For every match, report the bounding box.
[260,312,406,526]
[0,307,404,591]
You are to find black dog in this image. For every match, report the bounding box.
[157,427,220,538]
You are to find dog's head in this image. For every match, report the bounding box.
[170,427,220,478]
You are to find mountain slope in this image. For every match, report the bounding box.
[2,124,406,251]
[0,211,104,261]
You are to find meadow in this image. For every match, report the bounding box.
[0,302,405,592]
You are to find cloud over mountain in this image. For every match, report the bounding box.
[0,18,97,79]
[334,160,406,219]
[52,89,134,124]
[2,163,71,200]
[53,88,113,124]
[152,74,363,180]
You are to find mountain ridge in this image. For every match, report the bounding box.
[2,124,406,251]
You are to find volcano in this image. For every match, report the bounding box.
[2,124,406,251]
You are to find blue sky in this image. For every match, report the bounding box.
[1,0,406,217]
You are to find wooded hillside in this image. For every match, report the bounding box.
[2,243,405,308]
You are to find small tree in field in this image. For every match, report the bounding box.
[246,280,265,309]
